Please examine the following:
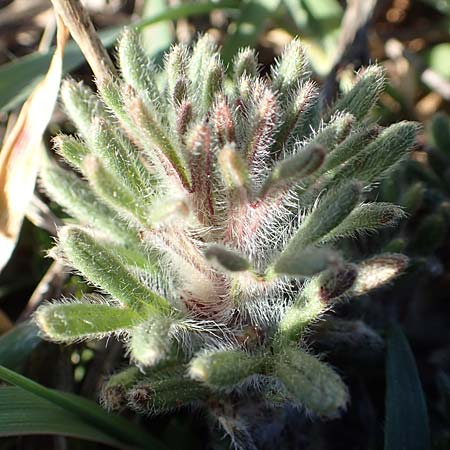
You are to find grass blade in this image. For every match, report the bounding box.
[0,321,41,369]
[221,0,281,63]
[140,0,174,61]
[0,365,168,450]
[0,0,239,112]
[385,324,430,450]
[0,386,130,449]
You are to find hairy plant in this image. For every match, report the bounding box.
[381,112,450,257]
[36,29,416,448]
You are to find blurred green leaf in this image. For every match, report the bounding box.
[0,386,130,448]
[302,0,341,23]
[385,324,430,450]
[221,0,281,63]
[0,0,239,112]
[283,0,309,29]
[284,0,342,35]
[0,321,41,369]
[283,0,342,75]
[141,0,174,61]
[0,365,168,450]
[426,43,450,78]
[0,28,118,113]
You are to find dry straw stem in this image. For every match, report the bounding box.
[50,0,116,84]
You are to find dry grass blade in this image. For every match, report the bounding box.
[0,15,69,272]
[50,0,116,84]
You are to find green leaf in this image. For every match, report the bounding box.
[275,181,361,258]
[130,317,174,368]
[0,321,41,369]
[0,0,239,112]
[262,144,325,196]
[221,0,281,63]
[385,324,430,450]
[83,156,147,225]
[272,38,308,96]
[275,264,356,344]
[140,0,174,60]
[272,246,338,277]
[118,27,162,109]
[189,349,265,388]
[101,367,142,411]
[36,302,142,342]
[283,0,309,30]
[302,0,342,23]
[331,121,418,186]
[426,43,450,78]
[0,386,127,448]
[430,113,450,158]
[58,226,170,314]
[88,117,154,210]
[274,346,348,417]
[320,203,406,243]
[331,66,386,120]
[60,79,109,141]
[40,152,133,243]
[0,28,118,113]
[128,370,209,415]
[0,365,168,450]
[284,0,342,32]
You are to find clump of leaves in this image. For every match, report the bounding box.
[36,29,416,448]
[381,112,450,257]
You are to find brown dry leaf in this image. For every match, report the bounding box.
[0,15,69,272]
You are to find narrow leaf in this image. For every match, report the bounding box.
[274,346,348,417]
[204,245,250,272]
[58,226,171,314]
[273,246,339,277]
[274,181,361,266]
[0,387,127,449]
[60,79,108,141]
[140,0,174,59]
[128,370,208,415]
[39,153,133,242]
[0,321,41,369]
[0,1,240,112]
[118,27,161,109]
[320,203,406,243]
[189,349,265,388]
[221,0,281,63]
[130,317,175,368]
[385,325,430,450]
[271,38,308,96]
[0,366,168,450]
[262,144,325,197]
[332,122,418,186]
[331,65,386,120]
[101,367,142,411]
[36,302,141,342]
